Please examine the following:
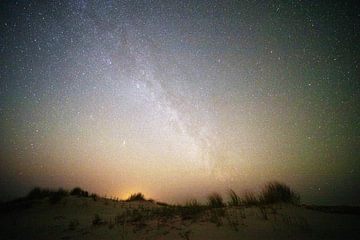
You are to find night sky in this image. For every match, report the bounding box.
[1,1,359,205]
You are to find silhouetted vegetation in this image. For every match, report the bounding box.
[126,192,145,201]
[207,192,225,208]
[242,192,259,206]
[49,188,68,204]
[22,186,94,205]
[26,187,52,199]
[228,189,241,206]
[25,187,68,204]
[3,182,303,216]
[70,187,89,197]
[259,181,300,204]
[179,199,204,220]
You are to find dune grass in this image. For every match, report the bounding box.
[126,192,145,202]
[259,181,300,204]
[207,192,225,208]
[228,189,241,206]
[26,187,69,204]
[178,199,205,220]
[23,187,100,205]
[226,182,299,206]
[19,181,300,208]
[242,192,259,206]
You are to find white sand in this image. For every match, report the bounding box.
[1,196,359,239]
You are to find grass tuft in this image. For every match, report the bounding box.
[207,192,225,208]
[259,181,300,204]
[228,189,241,206]
[242,192,259,206]
[126,192,145,202]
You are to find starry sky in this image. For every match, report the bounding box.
[0,1,359,205]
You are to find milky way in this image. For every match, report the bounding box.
[1,1,359,204]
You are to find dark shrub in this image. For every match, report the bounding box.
[126,193,145,202]
[70,187,82,196]
[49,188,68,204]
[26,187,68,204]
[70,187,88,197]
[27,187,51,199]
[260,181,300,204]
[207,192,224,208]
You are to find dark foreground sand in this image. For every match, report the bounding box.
[1,196,359,240]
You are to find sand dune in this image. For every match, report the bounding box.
[1,195,359,240]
